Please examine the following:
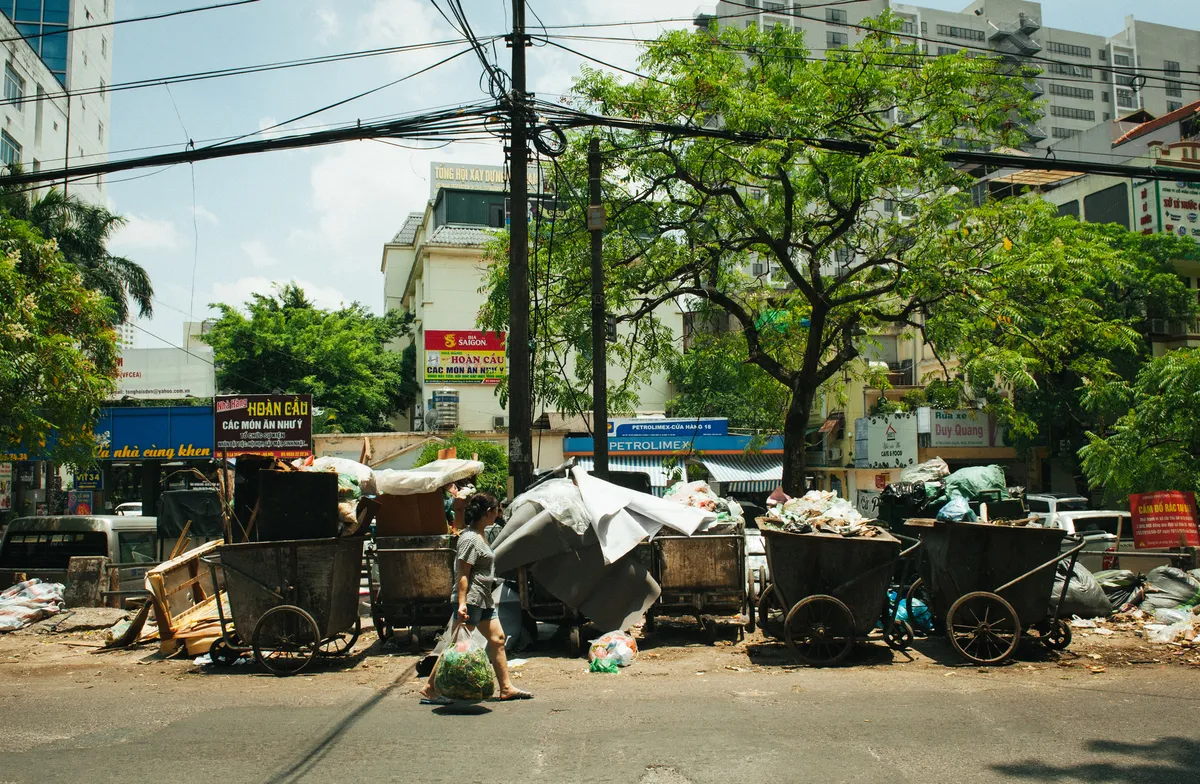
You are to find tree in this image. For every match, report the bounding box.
[1078,349,1200,503]
[0,213,118,467]
[202,283,416,433]
[0,185,152,324]
[487,18,1143,493]
[666,330,789,431]
[415,430,508,499]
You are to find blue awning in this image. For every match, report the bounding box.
[698,454,783,494]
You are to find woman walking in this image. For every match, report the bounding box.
[420,492,533,703]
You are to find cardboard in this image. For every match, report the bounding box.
[374,491,450,536]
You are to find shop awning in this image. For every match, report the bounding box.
[698,454,783,494]
[573,456,681,496]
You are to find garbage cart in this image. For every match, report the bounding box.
[366,534,457,649]
[204,537,362,676]
[645,525,752,639]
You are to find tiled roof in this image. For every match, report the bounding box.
[391,212,424,245]
[425,224,496,247]
[1113,100,1200,147]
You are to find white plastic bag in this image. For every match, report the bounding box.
[588,630,638,667]
[433,623,496,700]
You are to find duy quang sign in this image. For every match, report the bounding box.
[424,330,506,385]
[1129,491,1200,549]
[929,409,990,448]
[214,395,313,459]
[109,347,216,400]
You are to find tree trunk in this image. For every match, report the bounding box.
[781,384,817,496]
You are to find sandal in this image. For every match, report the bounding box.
[419,695,454,705]
[498,689,535,701]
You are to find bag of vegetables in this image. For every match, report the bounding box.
[433,624,496,700]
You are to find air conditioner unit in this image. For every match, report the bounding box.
[493,415,508,429]
[827,447,844,462]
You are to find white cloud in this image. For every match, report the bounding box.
[192,205,220,226]
[241,239,280,269]
[211,277,349,311]
[111,214,183,251]
[257,116,289,141]
[359,0,439,49]
[316,7,340,44]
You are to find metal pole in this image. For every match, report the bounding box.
[507,0,533,496]
[588,137,608,479]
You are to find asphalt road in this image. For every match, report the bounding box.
[2,644,1199,784]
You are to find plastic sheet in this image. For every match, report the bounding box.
[0,579,65,632]
[936,495,977,522]
[1141,567,1200,611]
[941,465,1006,501]
[374,459,485,496]
[899,457,950,484]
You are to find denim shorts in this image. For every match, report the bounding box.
[465,604,497,625]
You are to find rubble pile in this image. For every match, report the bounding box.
[663,480,744,524]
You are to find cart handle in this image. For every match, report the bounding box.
[372,547,457,554]
[205,556,288,603]
[898,540,922,559]
[993,535,1087,595]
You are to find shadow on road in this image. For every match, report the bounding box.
[991,737,1200,784]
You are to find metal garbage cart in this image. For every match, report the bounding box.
[203,537,363,676]
[366,534,456,648]
[757,527,916,665]
[644,524,753,639]
[908,519,1086,665]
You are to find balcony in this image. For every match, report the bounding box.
[1150,319,1200,338]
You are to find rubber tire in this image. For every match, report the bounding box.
[209,637,240,666]
[783,595,856,666]
[884,619,914,651]
[1042,618,1073,651]
[946,591,1021,666]
[252,604,320,677]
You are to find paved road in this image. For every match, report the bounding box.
[3,647,1199,784]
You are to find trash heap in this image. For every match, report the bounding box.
[760,490,882,537]
[663,480,744,524]
[878,460,1030,527]
[1050,564,1200,645]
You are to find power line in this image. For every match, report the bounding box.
[0,0,263,44]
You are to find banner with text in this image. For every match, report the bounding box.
[109,347,216,400]
[860,412,919,469]
[1130,491,1200,549]
[424,330,506,385]
[214,394,313,459]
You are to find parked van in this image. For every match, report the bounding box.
[1041,510,1177,573]
[0,515,159,593]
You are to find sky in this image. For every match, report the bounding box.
[103,0,1197,350]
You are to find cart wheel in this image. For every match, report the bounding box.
[567,625,582,658]
[1042,619,1072,651]
[252,605,320,677]
[946,592,1021,665]
[884,619,914,651]
[744,569,758,633]
[373,615,392,642]
[784,595,855,666]
[757,584,787,638]
[905,578,936,634]
[319,617,361,657]
[209,637,240,666]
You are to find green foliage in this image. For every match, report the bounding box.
[202,283,416,433]
[415,430,508,499]
[666,331,789,431]
[0,213,118,466]
[0,184,152,324]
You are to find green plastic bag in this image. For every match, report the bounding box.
[433,624,496,699]
[941,465,1006,502]
[589,656,619,673]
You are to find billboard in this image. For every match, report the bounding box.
[607,418,728,437]
[424,330,506,385]
[929,409,990,448]
[1130,491,1200,549]
[860,412,918,469]
[214,394,313,459]
[109,347,216,400]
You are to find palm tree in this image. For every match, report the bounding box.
[0,179,153,324]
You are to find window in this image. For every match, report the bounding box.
[4,62,23,110]
[100,79,106,99]
[1049,83,1094,100]
[97,121,103,142]
[921,21,927,33]
[1165,60,1181,75]
[1117,88,1136,109]
[826,8,846,25]
[104,0,110,14]
[1168,101,1184,112]
[117,532,157,565]
[1103,112,1110,121]
[0,531,107,569]
[1072,516,1122,537]
[1102,91,1110,102]
[1167,81,1183,97]
[1051,127,1083,139]
[1050,105,1095,121]
[937,46,963,56]
[101,37,107,59]
[936,24,984,42]
[1027,499,1050,514]
[827,31,848,49]
[0,130,21,168]
[1047,41,1091,58]
[1057,200,1081,218]
[1113,53,1131,67]
[1099,49,1107,61]
[1047,62,1092,78]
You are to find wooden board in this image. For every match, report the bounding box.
[144,540,223,640]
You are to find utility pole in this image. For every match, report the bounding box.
[507,0,533,496]
[588,137,608,479]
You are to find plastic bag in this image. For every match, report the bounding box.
[899,457,950,484]
[1153,607,1192,625]
[941,465,1006,502]
[589,657,619,673]
[887,589,931,631]
[433,624,496,700]
[1049,562,1112,619]
[1141,567,1200,611]
[588,630,638,667]
[936,494,977,522]
[1148,620,1198,644]
[1093,569,1146,611]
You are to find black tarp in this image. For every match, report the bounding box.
[157,489,226,541]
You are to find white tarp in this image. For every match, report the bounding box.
[373,458,485,496]
[0,579,65,632]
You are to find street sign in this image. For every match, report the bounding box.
[1130,491,1200,549]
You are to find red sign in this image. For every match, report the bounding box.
[424,330,506,385]
[875,473,889,490]
[1129,491,1200,549]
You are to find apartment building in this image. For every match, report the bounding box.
[0,1,113,204]
[697,0,1200,147]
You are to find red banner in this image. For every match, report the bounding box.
[424,330,506,385]
[1129,491,1200,549]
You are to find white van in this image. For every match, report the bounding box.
[0,515,159,594]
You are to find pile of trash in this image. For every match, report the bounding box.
[0,579,65,632]
[663,480,744,524]
[588,630,638,673]
[761,490,881,537]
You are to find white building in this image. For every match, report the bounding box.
[0,1,113,205]
[381,161,685,433]
[698,0,1200,147]
[116,318,134,348]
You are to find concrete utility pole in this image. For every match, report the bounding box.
[588,137,608,479]
[507,0,533,496]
